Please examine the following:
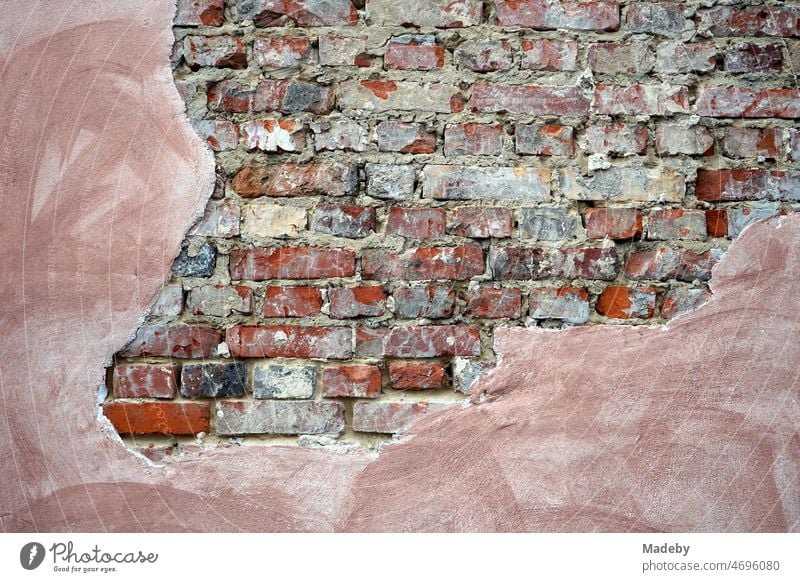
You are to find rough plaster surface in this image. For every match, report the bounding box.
[0,1,798,532]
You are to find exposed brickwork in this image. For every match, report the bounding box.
[106,0,800,448]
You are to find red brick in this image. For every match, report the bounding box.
[582,123,648,155]
[724,43,783,73]
[231,0,358,26]
[447,207,513,239]
[584,208,643,240]
[362,246,484,281]
[386,207,446,239]
[393,286,456,319]
[232,163,357,198]
[241,119,306,152]
[352,401,448,434]
[103,402,209,436]
[383,326,481,358]
[388,362,448,390]
[467,288,522,319]
[647,209,707,241]
[661,287,711,319]
[263,286,323,317]
[596,286,656,319]
[176,0,224,26]
[208,79,334,114]
[697,6,800,38]
[529,287,590,323]
[230,247,356,280]
[695,169,800,202]
[495,1,620,31]
[722,128,782,159]
[120,324,221,358]
[695,88,800,118]
[355,326,391,357]
[625,247,715,282]
[253,36,313,68]
[706,210,729,238]
[471,83,590,115]
[384,35,444,70]
[328,286,386,318]
[376,121,436,154]
[627,2,690,37]
[520,39,578,71]
[594,85,689,116]
[113,364,178,399]
[489,246,618,281]
[312,205,376,239]
[454,39,514,72]
[515,124,575,156]
[183,35,246,69]
[444,124,504,156]
[322,365,382,398]
[226,325,352,359]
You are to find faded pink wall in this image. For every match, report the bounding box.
[0,0,797,532]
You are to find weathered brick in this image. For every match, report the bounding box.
[328,286,387,318]
[467,287,522,318]
[241,201,306,239]
[376,121,436,154]
[253,364,316,399]
[353,401,448,433]
[312,119,368,152]
[189,200,240,238]
[453,358,493,394]
[518,207,584,241]
[318,34,369,66]
[230,247,356,280]
[263,286,323,317]
[596,286,656,319]
[388,362,448,390]
[354,326,391,357]
[423,165,551,201]
[594,85,689,116]
[454,39,514,72]
[559,167,686,203]
[113,364,178,399]
[120,324,222,358]
[724,43,783,74]
[365,164,416,201]
[627,2,692,37]
[588,41,654,75]
[520,39,577,71]
[515,124,574,156]
[647,209,707,241]
[584,208,643,240]
[362,246,484,281]
[495,1,620,31]
[312,204,376,239]
[226,325,353,359]
[216,401,345,435]
[381,325,481,357]
[339,80,462,114]
[728,202,782,238]
[172,242,216,277]
[624,247,715,282]
[655,124,715,156]
[661,287,711,320]
[322,365,382,398]
[384,35,444,70]
[444,124,504,156]
[695,88,800,118]
[655,42,716,74]
[103,402,209,436]
[722,128,782,159]
[192,120,239,152]
[231,0,358,26]
[789,130,800,161]
[209,80,334,114]
[253,36,313,68]
[180,362,247,398]
[188,285,253,317]
[367,0,483,27]
[183,35,246,69]
[695,169,800,202]
[529,287,589,324]
[489,246,618,281]
[706,210,728,238]
[394,286,456,319]
[447,207,513,239]
[696,6,800,38]
[386,207,446,239]
[241,119,306,152]
[471,83,589,115]
[232,163,357,198]
[581,123,648,156]
[150,284,184,318]
[175,0,224,26]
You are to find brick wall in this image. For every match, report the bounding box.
[104,0,800,455]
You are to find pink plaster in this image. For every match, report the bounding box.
[0,1,797,532]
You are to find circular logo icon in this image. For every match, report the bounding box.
[20,542,45,570]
